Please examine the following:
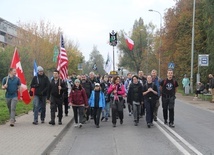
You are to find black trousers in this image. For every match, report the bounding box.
[93,107,102,125]
[162,96,175,123]
[144,99,155,123]
[72,106,84,124]
[111,99,124,124]
[63,97,68,115]
[50,96,63,122]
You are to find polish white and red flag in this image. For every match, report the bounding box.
[57,34,68,80]
[124,35,134,51]
[10,48,31,104]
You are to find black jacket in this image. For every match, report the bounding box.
[30,74,50,96]
[81,80,93,99]
[127,82,143,104]
[47,78,66,100]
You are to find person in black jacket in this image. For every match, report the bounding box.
[47,70,66,125]
[81,74,93,122]
[127,75,143,126]
[30,66,50,125]
[143,75,158,128]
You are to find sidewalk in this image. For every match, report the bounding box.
[176,93,214,112]
[0,103,74,155]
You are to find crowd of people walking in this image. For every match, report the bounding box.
[4,66,213,129]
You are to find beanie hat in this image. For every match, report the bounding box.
[74,79,80,83]
[37,66,44,72]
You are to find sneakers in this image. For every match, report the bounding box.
[120,120,123,125]
[49,121,55,125]
[74,123,79,127]
[164,120,168,124]
[79,123,82,128]
[169,123,175,128]
[129,112,132,116]
[101,117,105,121]
[10,123,14,127]
[147,123,151,128]
[32,122,38,125]
[58,121,62,125]
[113,124,116,127]
[96,125,100,128]
[41,120,45,123]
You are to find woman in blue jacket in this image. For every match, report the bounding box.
[89,83,105,128]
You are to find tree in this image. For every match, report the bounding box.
[117,18,155,74]
[83,46,105,75]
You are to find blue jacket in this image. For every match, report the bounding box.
[89,90,105,108]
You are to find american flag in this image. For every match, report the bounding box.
[57,34,68,80]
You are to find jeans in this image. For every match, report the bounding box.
[6,97,18,123]
[144,99,155,123]
[33,96,47,122]
[102,102,110,118]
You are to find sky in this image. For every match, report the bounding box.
[1,0,176,66]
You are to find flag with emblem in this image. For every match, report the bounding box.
[10,48,31,104]
[57,34,68,80]
[104,53,112,73]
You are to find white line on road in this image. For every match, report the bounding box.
[157,118,203,155]
[155,121,191,155]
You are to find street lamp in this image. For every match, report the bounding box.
[149,9,162,77]
[190,0,196,93]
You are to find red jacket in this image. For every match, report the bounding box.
[69,86,88,106]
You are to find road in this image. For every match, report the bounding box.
[50,98,214,155]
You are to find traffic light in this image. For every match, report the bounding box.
[109,30,117,46]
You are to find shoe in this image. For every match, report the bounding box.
[96,125,100,128]
[32,122,38,125]
[65,114,68,116]
[129,112,132,116]
[10,123,14,127]
[154,118,157,122]
[79,123,82,128]
[169,123,175,128]
[58,121,62,125]
[74,123,78,127]
[164,120,168,124]
[105,118,108,122]
[150,123,154,126]
[120,120,123,125]
[147,123,151,128]
[49,121,55,125]
[41,120,45,123]
[101,117,105,121]
[113,124,116,127]
[134,122,138,126]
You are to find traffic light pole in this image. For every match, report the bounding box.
[113,46,115,71]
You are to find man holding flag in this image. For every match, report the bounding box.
[2,68,21,127]
[30,66,50,125]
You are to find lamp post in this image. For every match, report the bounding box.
[149,9,162,77]
[190,0,196,93]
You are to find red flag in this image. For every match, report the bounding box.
[10,48,31,104]
[125,35,134,51]
[57,34,68,80]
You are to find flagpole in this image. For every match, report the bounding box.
[58,34,61,94]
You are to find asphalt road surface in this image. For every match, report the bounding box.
[50,98,214,155]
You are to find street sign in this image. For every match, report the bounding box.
[168,62,175,69]
[198,54,209,66]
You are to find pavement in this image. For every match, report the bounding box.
[0,93,213,155]
[0,103,74,155]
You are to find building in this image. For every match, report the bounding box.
[0,17,18,49]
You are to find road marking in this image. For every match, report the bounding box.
[155,122,191,155]
[157,118,203,155]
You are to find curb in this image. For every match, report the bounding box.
[41,116,74,155]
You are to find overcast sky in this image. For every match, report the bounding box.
[1,0,175,64]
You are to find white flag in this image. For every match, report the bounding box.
[104,53,112,73]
